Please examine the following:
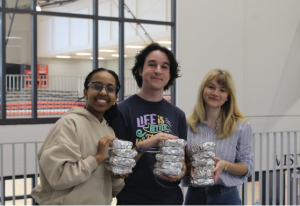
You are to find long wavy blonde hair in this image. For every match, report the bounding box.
[187,69,247,138]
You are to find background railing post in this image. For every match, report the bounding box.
[286,132,290,205]
[12,144,15,205]
[279,132,283,205]
[272,132,277,205]
[259,133,262,205]
[292,132,297,205]
[266,133,270,205]
[24,143,27,205]
[0,144,4,205]
[252,133,255,205]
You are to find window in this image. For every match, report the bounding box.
[0,0,176,125]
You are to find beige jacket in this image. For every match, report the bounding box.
[31,107,124,205]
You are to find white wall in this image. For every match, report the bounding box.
[177,0,300,133]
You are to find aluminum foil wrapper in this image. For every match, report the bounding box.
[192,151,215,161]
[194,165,215,173]
[110,149,137,158]
[189,142,215,154]
[154,161,183,169]
[108,155,136,168]
[159,147,184,156]
[191,178,214,187]
[158,139,187,147]
[105,163,132,174]
[153,167,182,176]
[155,154,184,162]
[112,139,133,149]
[192,158,215,167]
[192,167,214,179]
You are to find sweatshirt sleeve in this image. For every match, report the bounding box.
[111,178,125,197]
[39,118,98,191]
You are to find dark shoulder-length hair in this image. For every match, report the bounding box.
[132,43,180,91]
[81,68,121,124]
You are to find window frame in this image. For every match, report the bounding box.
[0,0,176,125]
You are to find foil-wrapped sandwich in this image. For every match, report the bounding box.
[112,139,133,149]
[192,159,215,167]
[194,165,215,173]
[159,147,184,156]
[105,163,133,174]
[191,178,214,187]
[192,167,214,179]
[158,139,187,147]
[155,154,184,162]
[153,167,182,176]
[110,149,137,159]
[108,155,136,168]
[189,142,215,154]
[192,151,215,161]
[154,161,183,169]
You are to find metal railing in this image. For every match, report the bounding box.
[0,142,42,205]
[1,132,298,205]
[243,131,300,205]
[6,75,171,98]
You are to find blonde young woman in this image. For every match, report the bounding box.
[183,69,254,205]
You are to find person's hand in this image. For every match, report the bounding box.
[138,132,178,150]
[156,160,186,182]
[93,135,117,164]
[110,172,129,179]
[211,157,227,184]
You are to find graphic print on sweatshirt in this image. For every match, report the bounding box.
[135,113,172,145]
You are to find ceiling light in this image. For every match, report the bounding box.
[112,54,127,57]
[168,48,171,50]
[126,45,144,49]
[90,57,104,60]
[158,41,171,44]
[56,56,71,58]
[6,36,21,39]
[76,53,91,56]
[36,5,42,11]
[99,49,115,52]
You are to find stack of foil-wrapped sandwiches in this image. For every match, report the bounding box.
[105,140,137,174]
[189,142,215,187]
[153,139,187,176]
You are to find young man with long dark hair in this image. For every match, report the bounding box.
[110,43,187,205]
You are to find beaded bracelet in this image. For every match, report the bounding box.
[137,143,148,152]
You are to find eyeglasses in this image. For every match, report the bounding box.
[87,82,117,94]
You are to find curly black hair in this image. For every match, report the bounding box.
[132,43,180,91]
[81,68,121,124]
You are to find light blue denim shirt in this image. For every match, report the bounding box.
[182,119,254,187]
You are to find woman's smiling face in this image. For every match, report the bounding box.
[203,77,228,109]
[84,71,118,121]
